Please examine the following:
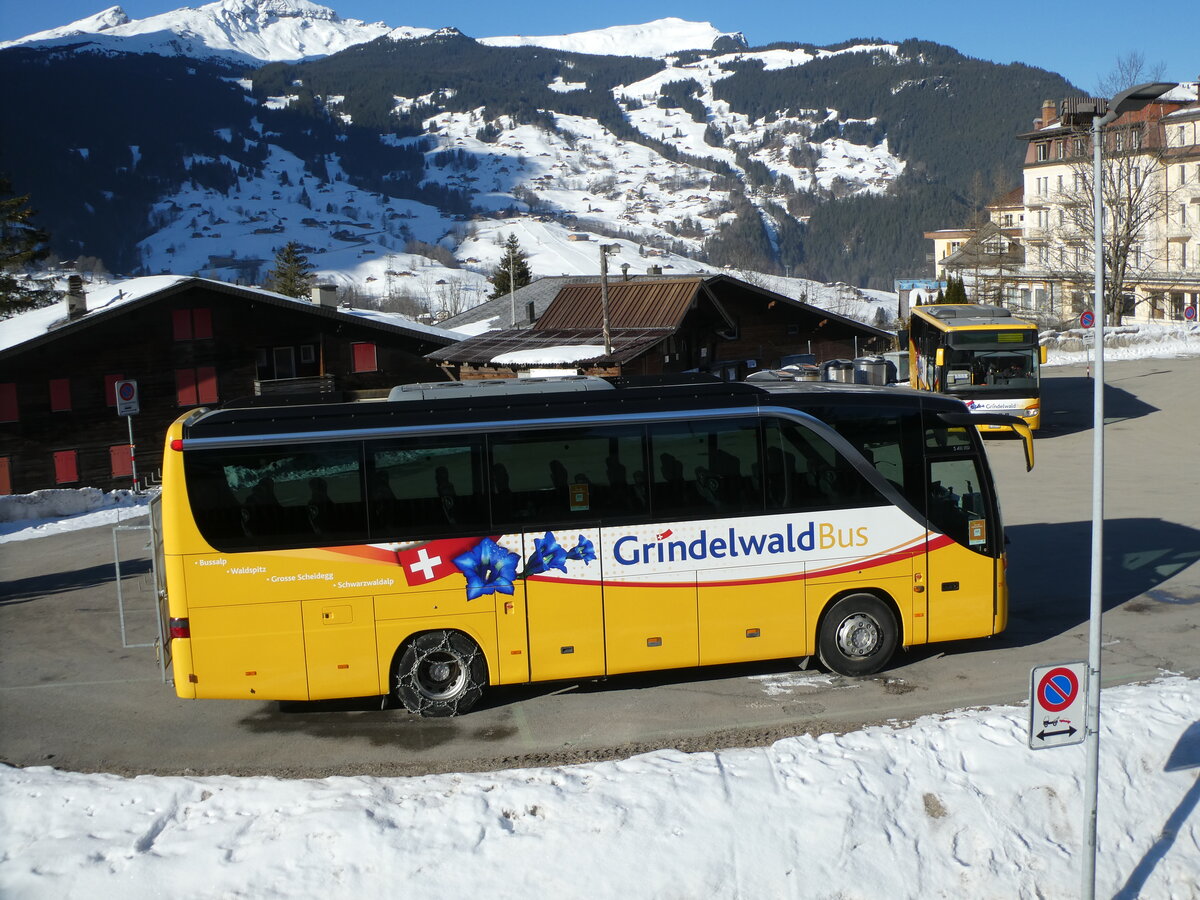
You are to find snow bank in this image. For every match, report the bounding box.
[1043,322,1200,366]
[0,488,149,540]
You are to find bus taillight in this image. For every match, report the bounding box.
[170,439,183,451]
[169,617,190,639]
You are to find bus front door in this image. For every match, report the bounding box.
[924,455,1000,643]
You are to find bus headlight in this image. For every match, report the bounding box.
[1024,408,1039,417]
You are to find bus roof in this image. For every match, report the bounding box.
[182,376,958,442]
[911,304,1038,331]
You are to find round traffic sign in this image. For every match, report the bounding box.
[1037,667,1080,712]
[118,382,137,401]
[1080,310,1095,329]
[1186,306,1197,322]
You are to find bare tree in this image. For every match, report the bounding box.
[1095,51,1166,98]
[1040,115,1181,324]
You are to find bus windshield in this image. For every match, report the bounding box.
[944,347,1039,392]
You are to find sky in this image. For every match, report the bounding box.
[0,0,1195,93]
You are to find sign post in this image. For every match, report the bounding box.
[114,380,140,492]
[1080,310,1095,377]
[1030,662,1088,749]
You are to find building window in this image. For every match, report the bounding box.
[1036,143,1049,161]
[299,344,316,364]
[352,342,378,373]
[49,378,71,412]
[175,367,219,407]
[104,374,124,407]
[0,383,18,422]
[110,444,134,478]
[53,450,78,484]
[1056,141,1064,159]
[1114,132,1124,152]
[1180,205,1188,225]
[273,347,296,379]
[173,308,213,341]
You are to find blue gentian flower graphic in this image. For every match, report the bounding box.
[566,534,596,564]
[453,538,520,601]
[527,531,568,575]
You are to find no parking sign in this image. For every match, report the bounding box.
[1029,662,1088,749]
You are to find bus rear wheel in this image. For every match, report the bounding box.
[817,594,897,677]
[394,630,486,717]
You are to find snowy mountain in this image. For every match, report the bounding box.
[1,6,1077,312]
[0,0,393,64]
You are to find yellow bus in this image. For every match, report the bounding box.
[157,375,1032,716]
[908,304,1047,431]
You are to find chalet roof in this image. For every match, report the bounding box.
[534,278,715,330]
[0,275,461,360]
[437,273,691,334]
[938,222,1025,270]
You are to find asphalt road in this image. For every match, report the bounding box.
[2,356,1198,777]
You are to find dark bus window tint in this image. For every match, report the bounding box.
[762,418,886,511]
[925,423,976,453]
[368,437,487,540]
[814,405,924,512]
[650,419,762,519]
[489,426,646,527]
[928,456,993,555]
[185,443,366,550]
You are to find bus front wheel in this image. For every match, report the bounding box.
[394,630,486,717]
[817,594,897,677]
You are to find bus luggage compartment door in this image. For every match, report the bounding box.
[301,596,380,699]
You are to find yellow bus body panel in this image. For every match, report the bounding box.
[698,568,806,666]
[525,577,606,681]
[603,577,699,674]
[188,600,308,700]
[301,596,380,699]
[925,540,1000,643]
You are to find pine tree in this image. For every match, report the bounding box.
[0,177,61,318]
[489,234,533,300]
[943,276,968,304]
[266,241,316,298]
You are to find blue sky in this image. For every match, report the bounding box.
[0,0,1194,92]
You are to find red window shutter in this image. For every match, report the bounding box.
[196,366,218,404]
[176,368,198,406]
[0,383,17,422]
[53,450,78,484]
[110,444,133,478]
[352,342,377,373]
[193,307,213,339]
[104,374,123,407]
[49,378,72,412]
[172,308,193,341]
[0,457,11,495]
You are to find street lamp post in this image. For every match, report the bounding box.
[1079,81,1174,900]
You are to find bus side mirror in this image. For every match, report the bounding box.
[1039,345,1048,365]
[935,348,945,367]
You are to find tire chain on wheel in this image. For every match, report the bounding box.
[395,631,483,716]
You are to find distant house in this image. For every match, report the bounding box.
[430,275,890,380]
[0,276,458,494]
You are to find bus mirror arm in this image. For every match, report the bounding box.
[937,412,1035,472]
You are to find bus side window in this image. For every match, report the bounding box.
[763,418,886,512]
[368,437,487,540]
[650,419,763,519]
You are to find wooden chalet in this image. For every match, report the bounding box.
[431,275,891,380]
[0,276,457,494]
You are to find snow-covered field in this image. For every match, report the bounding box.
[2,334,1198,898]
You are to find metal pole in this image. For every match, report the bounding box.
[508,245,516,327]
[127,415,139,493]
[599,245,613,356]
[1081,110,1105,900]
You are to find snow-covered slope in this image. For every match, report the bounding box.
[479,17,745,57]
[0,0,392,64]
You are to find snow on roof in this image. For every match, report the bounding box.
[0,275,460,355]
[490,344,608,365]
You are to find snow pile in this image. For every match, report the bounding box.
[1,677,1197,898]
[481,18,744,57]
[1042,323,1200,366]
[0,488,149,538]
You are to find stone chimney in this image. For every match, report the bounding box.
[1035,99,1057,129]
[311,284,338,307]
[646,265,662,275]
[66,275,87,319]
